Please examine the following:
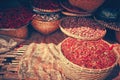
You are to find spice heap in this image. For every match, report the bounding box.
[60,17,106,40]
[31,0,61,11]
[0,6,33,29]
[61,37,116,69]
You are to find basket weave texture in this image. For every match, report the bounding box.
[94,17,120,31]
[58,41,119,80]
[59,17,106,40]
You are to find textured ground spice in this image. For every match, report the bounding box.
[31,0,61,10]
[0,6,33,29]
[61,37,117,69]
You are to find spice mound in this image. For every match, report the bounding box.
[60,17,106,40]
[31,0,62,12]
[0,6,33,29]
[61,37,117,69]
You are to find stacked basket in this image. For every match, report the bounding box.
[58,16,119,80]
[94,7,120,43]
[30,0,63,35]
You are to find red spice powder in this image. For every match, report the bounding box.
[0,6,33,29]
[31,0,61,10]
[61,37,117,69]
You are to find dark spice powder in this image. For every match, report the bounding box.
[0,6,33,29]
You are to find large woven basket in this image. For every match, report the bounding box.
[58,39,119,80]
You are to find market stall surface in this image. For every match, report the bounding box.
[0,29,120,80]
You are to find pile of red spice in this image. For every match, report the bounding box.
[31,0,61,10]
[61,37,117,69]
[0,6,33,29]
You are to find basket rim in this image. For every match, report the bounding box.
[59,0,92,14]
[58,38,119,74]
[61,11,92,17]
[94,16,120,31]
[59,17,106,40]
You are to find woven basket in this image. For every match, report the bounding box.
[94,16,120,31]
[58,39,119,80]
[59,17,106,40]
[31,14,61,35]
[94,17,120,43]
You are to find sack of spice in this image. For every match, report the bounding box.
[0,1,33,39]
[58,37,119,80]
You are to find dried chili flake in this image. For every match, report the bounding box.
[61,37,117,69]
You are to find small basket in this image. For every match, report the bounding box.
[58,39,119,80]
[59,16,106,40]
[31,14,61,35]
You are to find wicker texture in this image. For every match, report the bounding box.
[58,40,119,80]
[59,17,106,40]
[94,17,120,31]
